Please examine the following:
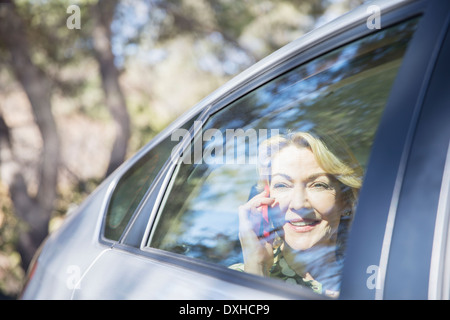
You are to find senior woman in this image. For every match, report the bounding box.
[233,131,363,297]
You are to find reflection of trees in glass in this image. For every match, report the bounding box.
[150,19,419,266]
[152,163,257,266]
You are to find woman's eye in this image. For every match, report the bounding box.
[273,183,289,189]
[310,182,330,189]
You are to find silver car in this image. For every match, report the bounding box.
[21,0,450,300]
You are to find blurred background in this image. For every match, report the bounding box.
[0,0,364,299]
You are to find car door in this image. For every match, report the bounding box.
[340,0,450,299]
[73,0,441,300]
[381,10,450,299]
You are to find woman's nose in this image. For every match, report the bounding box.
[288,186,308,212]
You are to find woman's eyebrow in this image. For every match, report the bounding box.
[272,172,331,182]
[306,172,329,181]
[271,173,293,181]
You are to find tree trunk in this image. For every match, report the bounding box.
[91,0,131,177]
[0,1,60,270]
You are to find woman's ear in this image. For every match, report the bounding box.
[338,185,353,217]
[341,207,352,217]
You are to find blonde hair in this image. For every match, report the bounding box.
[257,131,363,211]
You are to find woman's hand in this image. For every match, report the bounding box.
[238,191,276,276]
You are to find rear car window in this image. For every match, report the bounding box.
[146,18,420,297]
[103,117,196,241]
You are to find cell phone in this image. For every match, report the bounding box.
[260,184,270,238]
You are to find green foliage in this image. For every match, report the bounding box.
[0,183,23,299]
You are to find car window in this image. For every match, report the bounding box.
[146,19,420,297]
[103,117,197,241]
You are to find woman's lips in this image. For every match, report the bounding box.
[284,218,320,232]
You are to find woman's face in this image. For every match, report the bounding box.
[270,145,344,251]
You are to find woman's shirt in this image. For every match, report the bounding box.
[230,246,340,297]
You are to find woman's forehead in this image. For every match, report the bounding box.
[271,146,324,176]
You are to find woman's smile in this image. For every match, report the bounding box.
[285,218,321,232]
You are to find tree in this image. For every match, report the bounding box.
[91,0,131,177]
[0,0,60,269]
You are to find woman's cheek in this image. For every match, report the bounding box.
[309,191,339,218]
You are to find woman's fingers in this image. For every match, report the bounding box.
[239,197,274,232]
[246,195,275,213]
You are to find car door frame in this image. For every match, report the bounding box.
[104,0,444,299]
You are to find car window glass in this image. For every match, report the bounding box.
[103,117,197,241]
[147,19,420,297]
